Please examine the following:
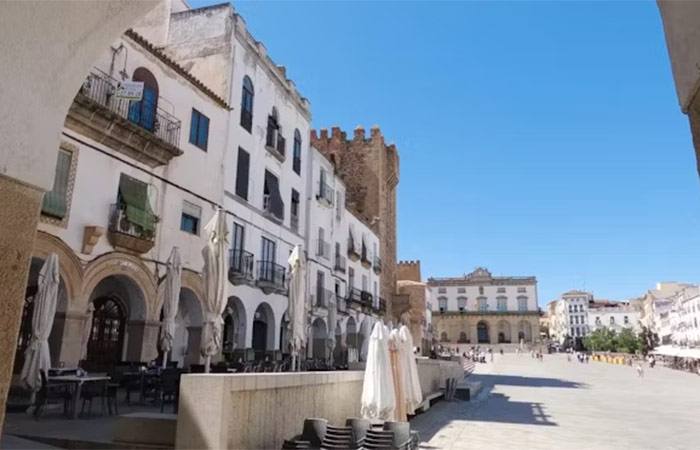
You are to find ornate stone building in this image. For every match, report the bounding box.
[311,126,399,319]
[429,268,540,348]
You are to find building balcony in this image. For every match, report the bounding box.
[334,254,347,273]
[347,288,363,307]
[256,260,286,295]
[373,255,382,274]
[265,128,286,162]
[360,247,372,269]
[375,297,387,315]
[361,290,373,308]
[107,203,156,254]
[316,180,334,207]
[228,249,255,285]
[315,239,331,260]
[67,69,183,168]
[347,237,360,261]
[313,288,335,308]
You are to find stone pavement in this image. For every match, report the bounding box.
[411,353,700,449]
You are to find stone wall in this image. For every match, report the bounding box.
[311,126,399,320]
[397,260,421,283]
[397,281,428,353]
[175,359,464,449]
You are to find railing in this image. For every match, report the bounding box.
[79,69,181,147]
[314,288,335,308]
[229,249,254,279]
[347,288,362,305]
[334,254,347,273]
[256,261,286,290]
[373,255,382,273]
[316,239,330,260]
[361,290,373,306]
[317,180,334,205]
[108,203,155,242]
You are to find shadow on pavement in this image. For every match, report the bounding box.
[470,393,557,426]
[471,373,588,389]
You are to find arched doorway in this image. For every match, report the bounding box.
[497,320,511,344]
[169,288,203,368]
[311,318,328,360]
[459,331,468,343]
[477,321,490,344]
[14,257,69,374]
[223,296,247,361]
[85,274,147,371]
[346,317,357,349]
[334,321,343,363]
[252,302,274,360]
[128,67,159,131]
[518,320,532,343]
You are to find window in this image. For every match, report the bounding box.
[240,76,254,132]
[41,149,72,218]
[362,275,368,292]
[230,222,246,271]
[478,298,487,312]
[570,328,575,337]
[624,316,629,324]
[457,287,466,294]
[438,297,447,313]
[569,305,573,313]
[180,201,201,234]
[374,281,377,301]
[348,267,355,289]
[479,286,484,295]
[458,297,467,312]
[438,288,446,294]
[266,108,284,155]
[290,189,300,230]
[497,287,506,293]
[517,287,526,293]
[293,129,302,175]
[574,316,578,325]
[128,68,158,132]
[316,271,325,306]
[518,297,527,312]
[261,237,276,262]
[610,316,615,325]
[189,109,209,150]
[263,170,284,221]
[235,148,250,200]
[117,174,155,233]
[459,332,468,343]
[232,222,244,250]
[497,297,507,312]
[440,332,448,342]
[335,191,342,221]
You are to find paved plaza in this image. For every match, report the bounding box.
[412,353,700,450]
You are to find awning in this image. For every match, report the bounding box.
[119,175,155,232]
[264,171,285,220]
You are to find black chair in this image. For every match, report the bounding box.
[321,424,354,449]
[34,370,70,420]
[166,361,179,368]
[345,418,371,449]
[383,421,413,450]
[159,368,180,413]
[106,368,125,415]
[189,364,205,373]
[80,380,109,418]
[300,418,327,449]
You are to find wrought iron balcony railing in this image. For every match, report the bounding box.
[229,249,254,282]
[317,180,334,206]
[256,261,286,292]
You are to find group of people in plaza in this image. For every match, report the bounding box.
[566,348,590,364]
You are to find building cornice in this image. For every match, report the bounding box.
[428,277,537,287]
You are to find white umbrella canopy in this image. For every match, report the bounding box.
[200,208,229,373]
[361,322,395,420]
[399,325,423,415]
[80,302,95,363]
[20,254,59,392]
[160,247,182,367]
[287,245,307,369]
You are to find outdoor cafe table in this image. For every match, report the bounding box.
[49,375,110,419]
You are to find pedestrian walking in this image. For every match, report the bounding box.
[636,362,645,378]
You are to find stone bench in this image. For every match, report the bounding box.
[415,391,444,413]
[113,412,177,448]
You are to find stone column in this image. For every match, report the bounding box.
[0,175,42,428]
[185,326,203,366]
[126,320,161,362]
[52,311,87,366]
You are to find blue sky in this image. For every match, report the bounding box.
[191,0,700,306]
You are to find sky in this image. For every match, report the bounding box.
[191,0,700,306]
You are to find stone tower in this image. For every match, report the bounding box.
[311,125,399,319]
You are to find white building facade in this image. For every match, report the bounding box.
[549,291,593,345]
[588,306,641,334]
[670,286,700,346]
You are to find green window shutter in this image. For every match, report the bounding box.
[119,175,155,232]
[41,150,72,218]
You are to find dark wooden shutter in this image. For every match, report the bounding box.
[236,148,250,200]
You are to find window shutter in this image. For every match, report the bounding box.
[182,200,201,218]
[236,148,250,200]
[119,174,155,231]
[41,149,72,218]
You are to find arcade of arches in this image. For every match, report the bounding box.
[13,233,379,374]
[434,313,539,347]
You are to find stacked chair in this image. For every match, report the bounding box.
[282,417,418,450]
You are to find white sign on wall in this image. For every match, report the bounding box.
[115,81,144,101]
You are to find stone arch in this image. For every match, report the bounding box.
[223,296,247,359]
[252,302,275,358]
[32,231,83,306]
[311,317,328,360]
[497,320,512,343]
[458,331,468,343]
[82,252,157,318]
[169,286,204,368]
[155,268,205,314]
[477,320,490,344]
[346,316,358,349]
[440,331,449,342]
[518,320,533,342]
